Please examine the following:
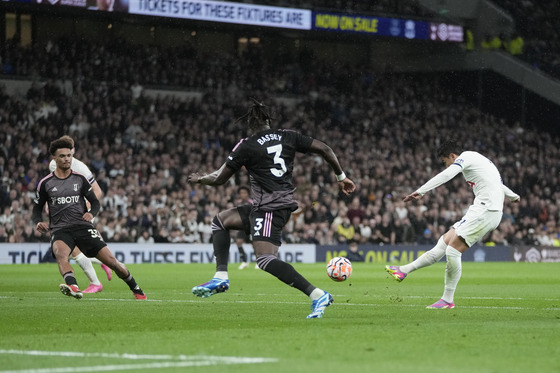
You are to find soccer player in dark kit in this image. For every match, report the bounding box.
[32,137,147,300]
[189,99,356,318]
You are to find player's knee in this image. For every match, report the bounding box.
[255,254,277,270]
[212,215,226,231]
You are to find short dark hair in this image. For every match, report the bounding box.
[58,135,75,148]
[49,138,74,156]
[238,186,250,194]
[436,140,463,159]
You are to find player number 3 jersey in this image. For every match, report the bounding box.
[226,129,313,212]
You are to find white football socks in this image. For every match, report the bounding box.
[73,252,101,286]
[90,257,103,265]
[309,288,325,301]
[400,236,447,274]
[214,271,228,280]
[442,246,462,303]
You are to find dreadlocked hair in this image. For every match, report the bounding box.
[236,98,274,132]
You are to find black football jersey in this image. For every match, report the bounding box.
[32,171,94,233]
[226,129,313,211]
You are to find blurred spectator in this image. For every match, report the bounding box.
[154,227,171,243]
[506,33,524,56]
[137,230,155,244]
[465,29,475,51]
[0,225,8,242]
[417,228,437,245]
[481,34,503,50]
[346,241,365,262]
[335,215,355,244]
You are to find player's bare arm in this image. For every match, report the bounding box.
[188,163,235,186]
[307,139,356,196]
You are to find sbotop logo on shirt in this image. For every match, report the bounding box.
[52,195,80,205]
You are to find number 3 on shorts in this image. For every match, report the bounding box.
[253,218,263,237]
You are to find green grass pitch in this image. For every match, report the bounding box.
[1,262,559,373]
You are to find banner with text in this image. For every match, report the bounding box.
[128,0,312,29]
[312,12,463,42]
[317,243,510,263]
[0,243,316,264]
[5,243,554,265]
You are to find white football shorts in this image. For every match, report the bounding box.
[452,204,502,247]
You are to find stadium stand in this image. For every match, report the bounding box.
[0,0,559,248]
[0,33,558,247]
[488,0,560,80]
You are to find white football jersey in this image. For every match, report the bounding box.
[49,157,95,185]
[417,151,519,211]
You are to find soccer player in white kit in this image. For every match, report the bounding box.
[48,136,112,293]
[386,140,520,309]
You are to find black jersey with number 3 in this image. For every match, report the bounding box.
[226,129,313,212]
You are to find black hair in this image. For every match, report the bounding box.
[436,139,463,159]
[49,138,74,156]
[237,185,250,194]
[236,98,274,132]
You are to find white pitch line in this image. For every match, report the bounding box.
[2,292,558,302]
[0,350,277,373]
[1,295,558,311]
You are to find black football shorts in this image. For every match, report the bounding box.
[50,227,107,258]
[248,207,291,246]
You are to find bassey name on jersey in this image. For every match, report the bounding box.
[256,134,282,145]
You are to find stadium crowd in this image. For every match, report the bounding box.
[485,0,560,80]
[0,36,559,248]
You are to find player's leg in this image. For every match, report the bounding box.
[192,207,244,297]
[386,236,448,281]
[426,229,467,309]
[236,234,249,269]
[427,209,501,309]
[96,246,146,300]
[70,247,103,293]
[89,257,113,281]
[53,239,83,299]
[252,209,333,318]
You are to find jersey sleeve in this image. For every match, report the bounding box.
[72,158,95,184]
[416,164,462,196]
[31,181,49,224]
[225,139,247,173]
[292,131,314,153]
[502,184,520,201]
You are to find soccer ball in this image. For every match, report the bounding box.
[326,257,352,282]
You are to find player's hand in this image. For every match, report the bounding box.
[403,192,421,202]
[338,178,356,196]
[188,172,203,184]
[511,196,521,203]
[82,212,94,222]
[35,222,49,233]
